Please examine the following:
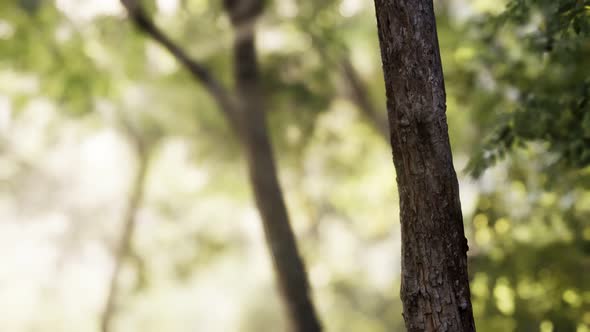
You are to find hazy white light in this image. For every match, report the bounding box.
[156,0,179,16]
[310,265,331,287]
[80,131,121,169]
[0,95,11,132]
[0,20,15,39]
[56,0,123,22]
[123,84,147,109]
[277,0,298,18]
[95,98,117,124]
[365,237,399,291]
[505,87,520,101]
[319,219,359,274]
[240,207,262,241]
[79,129,131,200]
[449,0,475,22]
[38,212,70,237]
[55,23,73,43]
[60,241,112,308]
[146,42,178,75]
[258,29,286,52]
[339,0,364,17]
[0,70,40,95]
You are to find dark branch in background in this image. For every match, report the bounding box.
[222,0,322,330]
[340,57,389,140]
[101,141,150,332]
[120,0,237,123]
[294,10,389,141]
[118,1,322,331]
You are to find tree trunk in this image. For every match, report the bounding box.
[372,1,476,331]
[223,1,322,331]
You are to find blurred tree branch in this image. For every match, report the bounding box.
[101,139,151,332]
[118,1,322,330]
[120,0,237,124]
[339,57,389,140]
[293,4,389,140]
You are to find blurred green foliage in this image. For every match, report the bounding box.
[0,0,588,331]
[465,0,590,176]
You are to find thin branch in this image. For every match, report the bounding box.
[101,142,150,332]
[119,2,322,329]
[222,1,322,330]
[120,0,237,122]
[293,12,389,140]
[340,57,389,140]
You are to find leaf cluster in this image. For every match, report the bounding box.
[466,0,590,177]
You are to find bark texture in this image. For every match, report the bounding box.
[372,1,476,331]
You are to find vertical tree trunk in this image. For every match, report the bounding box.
[372,1,476,331]
[223,1,322,331]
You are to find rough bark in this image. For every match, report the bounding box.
[101,144,149,332]
[120,1,322,331]
[223,2,322,331]
[372,1,476,331]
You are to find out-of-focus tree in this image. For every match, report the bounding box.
[117,0,322,330]
[101,126,152,332]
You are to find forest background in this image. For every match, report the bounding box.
[0,0,589,331]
